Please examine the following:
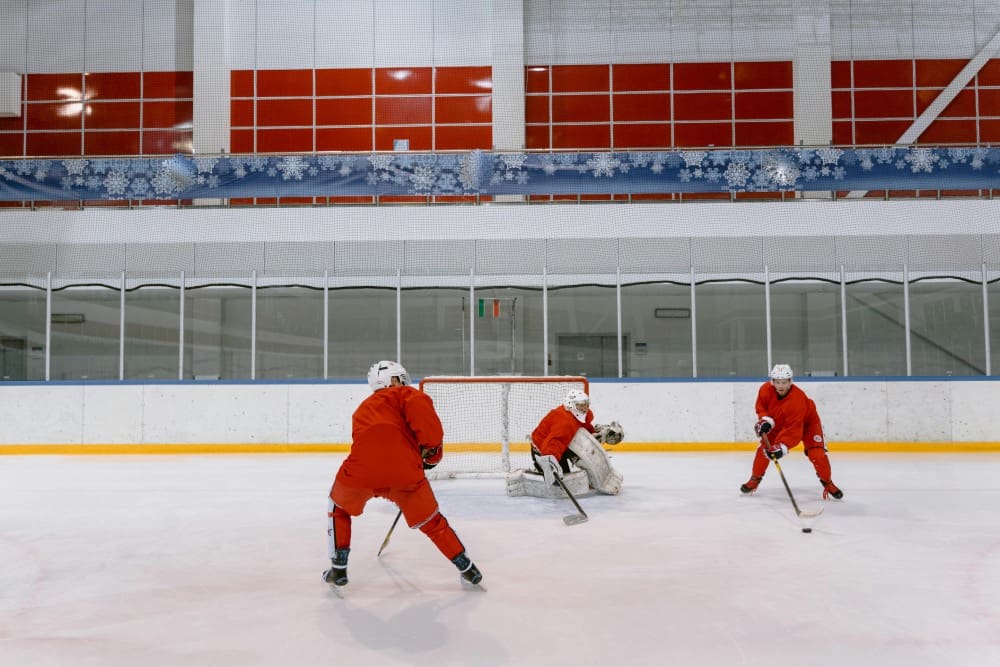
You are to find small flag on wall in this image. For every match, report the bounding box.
[477,299,501,318]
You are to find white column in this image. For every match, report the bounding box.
[491,0,525,151]
[793,0,832,147]
[192,0,230,155]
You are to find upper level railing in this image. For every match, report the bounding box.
[1,146,999,203]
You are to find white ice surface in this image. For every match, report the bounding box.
[1,452,998,667]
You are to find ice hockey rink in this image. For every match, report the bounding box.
[1,451,997,667]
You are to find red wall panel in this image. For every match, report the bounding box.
[551,94,610,123]
[256,128,313,152]
[375,96,432,125]
[552,65,609,93]
[734,91,792,120]
[146,71,193,99]
[85,130,141,155]
[375,68,433,95]
[435,66,491,94]
[978,89,1000,116]
[86,72,141,100]
[525,95,549,123]
[673,62,730,91]
[552,124,610,149]
[230,99,254,128]
[316,127,372,151]
[375,125,432,150]
[980,119,1000,142]
[832,90,852,119]
[853,59,912,88]
[673,122,730,147]
[435,96,491,124]
[0,133,22,156]
[735,121,793,146]
[853,120,910,144]
[612,123,670,149]
[316,97,372,126]
[231,70,254,98]
[256,99,313,126]
[854,90,913,118]
[525,124,549,149]
[673,92,731,121]
[613,93,669,121]
[87,102,141,129]
[831,61,852,89]
[27,132,81,156]
[27,73,83,101]
[27,103,83,131]
[435,124,491,150]
[916,59,966,87]
[257,69,313,97]
[612,64,670,91]
[316,68,372,96]
[229,129,253,153]
[525,67,549,93]
[734,61,792,89]
[832,121,853,145]
[980,59,1000,86]
[141,130,191,155]
[918,119,977,144]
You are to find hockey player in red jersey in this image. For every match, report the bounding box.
[531,388,597,476]
[740,364,843,500]
[324,360,482,587]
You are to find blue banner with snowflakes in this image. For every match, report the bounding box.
[0,148,998,201]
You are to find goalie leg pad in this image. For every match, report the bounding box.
[505,469,589,498]
[568,429,623,495]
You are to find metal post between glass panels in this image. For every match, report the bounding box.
[764,265,772,374]
[178,271,185,380]
[119,271,126,381]
[903,263,911,377]
[982,263,991,376]
[840,265,848,377]
[251,269,257,380]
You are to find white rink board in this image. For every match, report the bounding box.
[1,379,999,447]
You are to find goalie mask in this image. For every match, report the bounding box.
[367,360,410,391]
[563,389,590,423]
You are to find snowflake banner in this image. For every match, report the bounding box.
[0,147,998,201]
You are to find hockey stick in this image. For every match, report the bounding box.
[377,509,403,557]
[552,473,589,526]
[762,434,824,520]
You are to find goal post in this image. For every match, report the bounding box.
[419,376,589,479]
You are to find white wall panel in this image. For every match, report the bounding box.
[913,0,975,59]
[226,0,258,71]
[848,1,914,61]
[27,0,85,73]
[374,0,434,67]
[885,381,951,441]
[286,384,369,442]
[949,382,1000,441]
[524,0,555,64]
[316,0,375,69]
[974,2,1000,52]
[144,0,193,71]
[82,384,143,443]
[0,0,28,73]
[550,0,612,64]
[671,0,733,62]
[433,0,491,66]
[610,0,673,64]
[733,0,796,61]
[85,0,143,72]
[799,380,889,442]
[830,0,853,61]
[256,0,315,69]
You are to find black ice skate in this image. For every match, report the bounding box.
[323,547,350,586]
[451,551,483,585]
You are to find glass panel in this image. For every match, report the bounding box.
[844,280,906,376]
[50,286,120,380]
[184,286,252,380]
[990,281,1000,376]
[695,282,766,377]
[125,286,180,379]
[548,286,620,377]
[328,288,397,380]
[621,283,692,378]
[770,280,843,377]
[401,288,467,376]
[0,287,47,381]
[909,279,985,376]
[473,287,546,375]
[256,286,323,379]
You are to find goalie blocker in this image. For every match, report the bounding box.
[507,428,624,498]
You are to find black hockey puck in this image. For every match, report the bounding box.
[801,528,812,533]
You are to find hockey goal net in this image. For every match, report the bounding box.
[419,376,589,479]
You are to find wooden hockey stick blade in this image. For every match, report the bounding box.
[563,513,589,526]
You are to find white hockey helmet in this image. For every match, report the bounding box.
[770,364,794,381]
[563,389,590,421]
[367,360,410,391]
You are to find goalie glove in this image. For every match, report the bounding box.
[421,445,442,470]
[595,421,624,445]
[535,453,562,486]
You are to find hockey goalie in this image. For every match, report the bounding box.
[506,389,624,498]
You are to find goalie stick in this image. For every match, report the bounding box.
[377,509,403,557]
[553,473,589,526]
[762,434,824,521]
